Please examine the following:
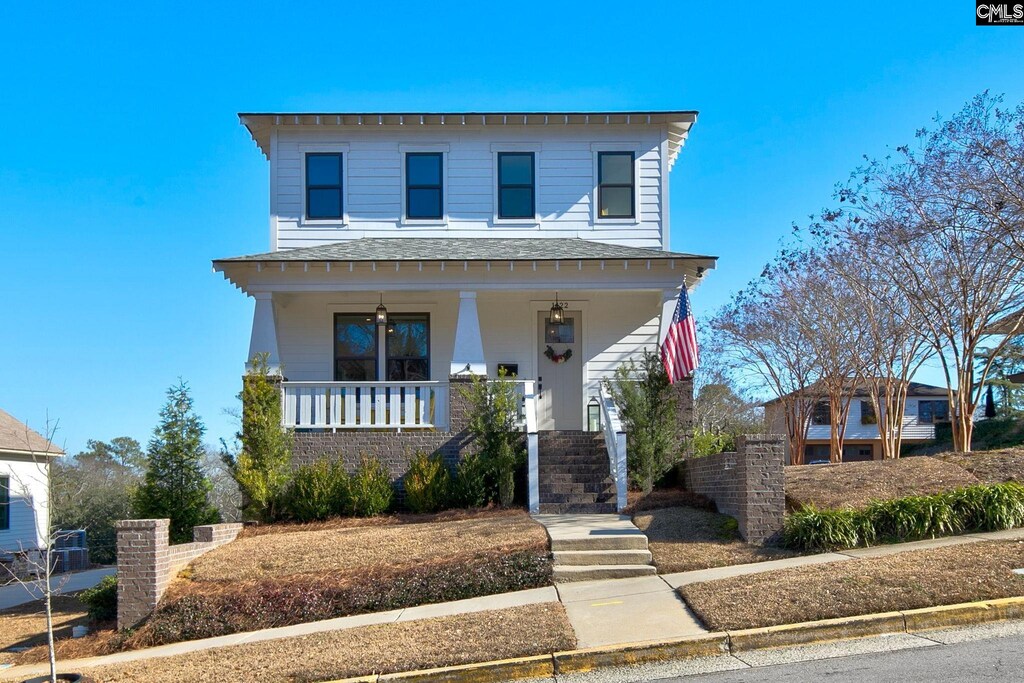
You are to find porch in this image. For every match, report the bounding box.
[213,237,714,513]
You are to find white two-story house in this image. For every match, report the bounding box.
[214,111,716,513]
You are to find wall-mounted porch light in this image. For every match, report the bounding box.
[549,292,567,324]
[375,293,388,326]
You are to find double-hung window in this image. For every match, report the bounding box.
[406,153,444,219]
[305,153,344,220]
[0,476,9,531]
[497,152,535,219]
[386,314,430,381]
[334,314,378,381]
[918,400,949,424]
[597,151,635,219]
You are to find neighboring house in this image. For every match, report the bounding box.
[214,110,716,513]
[0,409,63,554]
[764,381,951,463]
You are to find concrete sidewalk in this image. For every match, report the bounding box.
[661,526,1024,589]
[0,586,559,679]
[0,567,116,610]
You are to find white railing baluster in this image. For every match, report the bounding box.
[359,388,372,427]
[389,387,401,427]
[281,381,449,430]
[599,384,629,513]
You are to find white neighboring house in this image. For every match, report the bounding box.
[0,409,63,554]
[215,110,717,513]
[764,381,952,463]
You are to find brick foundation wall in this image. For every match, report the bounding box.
[115,519,244,629]
[680,434,785,545]
[291,376,480,492]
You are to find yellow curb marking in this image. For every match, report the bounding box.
[591,600,625,607]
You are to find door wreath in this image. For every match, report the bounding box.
[544,345,573,364]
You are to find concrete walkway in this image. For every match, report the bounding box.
[7,525,1024,679]
[0,586,559,679]
[0,567,116,610]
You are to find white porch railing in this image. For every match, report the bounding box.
[282,381,448,430]
[599,384,629,512]
[521,380,540,514]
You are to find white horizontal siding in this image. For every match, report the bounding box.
[0,457,50,553]
[804,397,944,441]
[272,126,665,250]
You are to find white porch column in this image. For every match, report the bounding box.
[450,291,486,376]
[658,287,681,346]
[247,292,281,374]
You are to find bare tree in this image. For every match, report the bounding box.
[710,271,820,464]
[2,417,71,683]
[818,93,1024,451]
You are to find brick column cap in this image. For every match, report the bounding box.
[116,519,170,530]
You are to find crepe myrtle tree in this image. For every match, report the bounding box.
[811,92,1024,451]
[1,417,73,683]
[709,267,821,464]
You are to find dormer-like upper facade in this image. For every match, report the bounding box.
[240,111,697,252]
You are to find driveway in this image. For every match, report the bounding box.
[0,567,115,610]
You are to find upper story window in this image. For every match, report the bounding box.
[0,475,9,530]
[860,400,878,425]
[497,152,535,219]
[918,400,949,424]
[305,153,344,220]
[597,151,635,219]
[811,400,831,426]
[406,153,444,220]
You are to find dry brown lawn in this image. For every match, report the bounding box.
[785,457,979,511]
[633,507,798,573]
[935,448,1024,486]
[78,603,575,683]
[0,596,119,665]
[190,509,547,582]
[681,540,1024,631]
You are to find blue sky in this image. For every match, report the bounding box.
[2,2,1022,454]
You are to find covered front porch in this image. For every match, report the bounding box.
[213,238,714,512]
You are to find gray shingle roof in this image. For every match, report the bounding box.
[0,408,64,456]
[214,238,716,264]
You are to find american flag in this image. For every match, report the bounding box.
[661,285,699,383]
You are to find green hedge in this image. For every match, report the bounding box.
[784,482,1024,552]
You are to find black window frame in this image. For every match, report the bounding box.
[918,400,950,424]
[333,313,378,381]
[305,152,345,220]
[405,152,444,220]
[0,475,9,531]
[860,400,878,425]
[385,313,431,381]
[811,400,831,426]
[497,152,536,219]
[597,151,636,219]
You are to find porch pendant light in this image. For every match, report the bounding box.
[375,294,388,326]
[549,292,566,324]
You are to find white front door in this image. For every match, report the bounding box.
[537,310,583,430]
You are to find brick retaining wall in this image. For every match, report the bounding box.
[115,519,244,629]
[680,434,786,545]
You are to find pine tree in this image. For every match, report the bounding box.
[134,380,220,542]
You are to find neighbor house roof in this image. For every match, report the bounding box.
[238,110,698,167]
[214,238,717,265]
[762,380,950,407]
[0,409,63,456]
[986,308,1024,335]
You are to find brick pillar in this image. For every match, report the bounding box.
[447,375,474,434]
[115,519,170,630]
[734,435,786,545]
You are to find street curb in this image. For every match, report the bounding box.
[322,595,1024,683]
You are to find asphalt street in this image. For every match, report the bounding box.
[555,619,1024,683]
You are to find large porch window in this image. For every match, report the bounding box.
[334,313,430,381]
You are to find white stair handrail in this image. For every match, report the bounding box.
[599,384,629,512]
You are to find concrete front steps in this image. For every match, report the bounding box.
[535,514,656,582]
